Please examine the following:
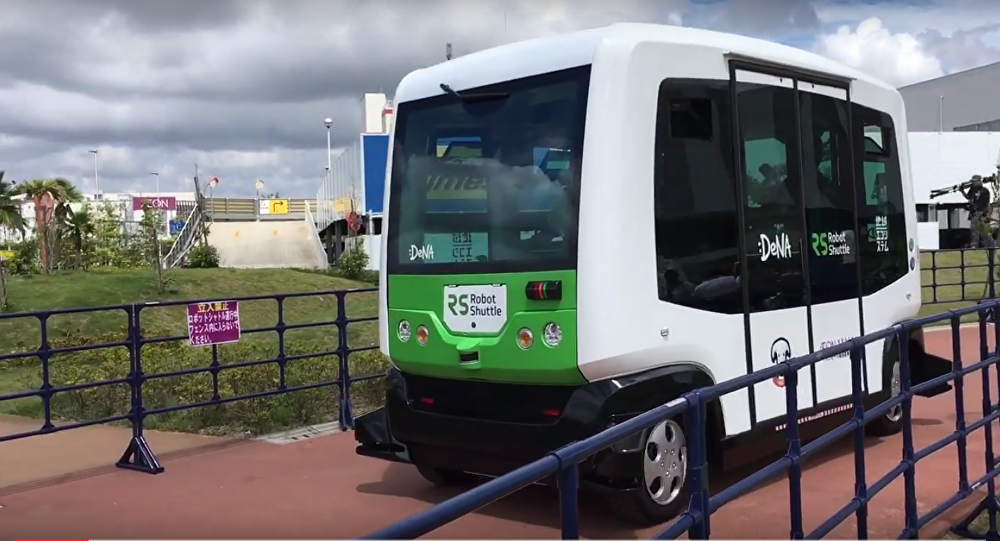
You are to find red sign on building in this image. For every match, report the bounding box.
[133,196,177,211]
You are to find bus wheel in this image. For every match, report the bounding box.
[867,349,903,437]
[608,418,689,526]
[415,464,477,487]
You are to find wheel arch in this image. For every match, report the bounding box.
[601,363,726,463]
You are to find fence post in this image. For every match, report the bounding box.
[897,327,919,539]
[557,464,580,539]
[784,367,804,540]
[849,344,869,539]
[116,304,164,474]
[336,291,354,430]
[38,313,55,431]
[275,296,288,391]
[685,390,711,539]
[989,247,998,301]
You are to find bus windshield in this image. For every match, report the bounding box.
[385,66,590,274]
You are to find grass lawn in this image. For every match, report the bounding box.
[0,252,995,432]
[0,267,379,426]
[0,267,377,351]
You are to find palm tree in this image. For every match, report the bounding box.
[0,171,24,237]
[15,178,82,272]
[65,207,95,269]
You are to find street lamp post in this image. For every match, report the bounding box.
[150,171,159,194]
[88,149,100,197]
[324,118,333,171]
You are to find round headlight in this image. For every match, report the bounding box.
[398,320,411,342]
[542,322,562,347]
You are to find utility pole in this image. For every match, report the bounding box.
[88,149,100,198]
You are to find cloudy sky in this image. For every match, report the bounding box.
[1,0,998,198]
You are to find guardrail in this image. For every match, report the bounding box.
[0,288,381,474]
[163,200,205,268]
[365,303,1000,539]
[923,247,998,305]
[202,198,317,218]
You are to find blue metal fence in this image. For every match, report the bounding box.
[2,250,1000,537]
[0,288,380,475]
[364,302,1000,540]
[923,247,998,305]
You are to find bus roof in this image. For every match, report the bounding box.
[395,23,895,104]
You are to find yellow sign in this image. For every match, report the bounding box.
[195,301,231,313]
[0,250,13,261]
[332,198,354,213]
[267,199,289,215]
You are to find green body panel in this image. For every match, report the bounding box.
[386,270,583,385]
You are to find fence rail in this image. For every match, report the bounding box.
[0,288,380,474]
[366,302,1000,540]
[922,248,999,306]
[2,249,1000,538]
[365,249,1000,539]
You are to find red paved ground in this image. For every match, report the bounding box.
[0,325,998,539]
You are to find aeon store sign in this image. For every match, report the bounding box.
[133,196,177,211]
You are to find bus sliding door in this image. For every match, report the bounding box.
[731,68,814,423]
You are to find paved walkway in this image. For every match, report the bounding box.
[0,326,995,539]
[0,415,224,490]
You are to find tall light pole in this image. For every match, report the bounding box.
[88,149,99,197]
[150,171,159,194]
[324,118,333,171]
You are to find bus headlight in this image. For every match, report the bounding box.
[398,320,411,342]
[416,325,430,346]
[542,322,562,347]
[517,327,534,350]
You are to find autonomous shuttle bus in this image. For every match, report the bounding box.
[355,23,951,525]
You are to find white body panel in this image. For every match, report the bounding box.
[380,23,921,438]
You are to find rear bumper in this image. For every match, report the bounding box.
[354,368,646,488]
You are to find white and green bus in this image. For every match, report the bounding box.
[355,23,951,525]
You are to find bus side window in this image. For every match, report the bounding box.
[853,107,907,294]
[799,89,859,304]
[652,79,741,315]
[736,81,807,313]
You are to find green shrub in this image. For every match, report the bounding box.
[186,244,220,268]
[3,238,41,274]
[338,236,369,280]
[7,332,391,435]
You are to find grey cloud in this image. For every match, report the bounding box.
[0,0,695,198]
[10,0,941,201]
[918,23,1000,73]
[695,0,820,36]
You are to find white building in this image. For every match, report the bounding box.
[1,191,196,244]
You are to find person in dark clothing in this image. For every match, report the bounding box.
[961,175,993,247]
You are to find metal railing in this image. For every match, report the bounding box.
[923,248,999,305]
[163,201,204,269]
[367,303,1000,539]
[0,288,380,474]
[197,198,318,221]
[304,202,330,269]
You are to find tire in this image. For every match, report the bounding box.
[415,464,478,487]
[866,340,904,437]
[606,418,690,526]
